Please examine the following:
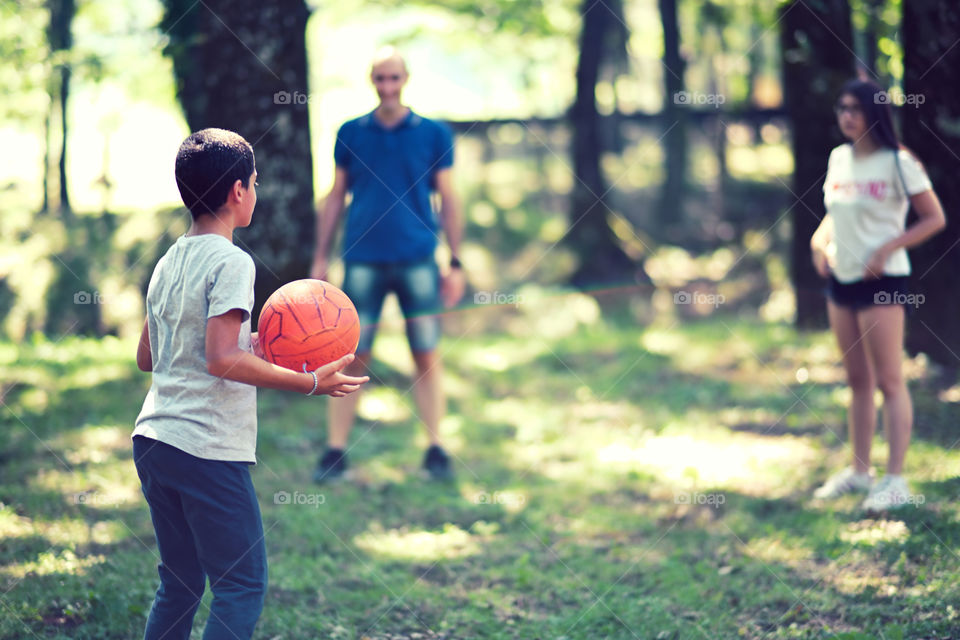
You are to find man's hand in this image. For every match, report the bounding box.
[863,247,890,281]
[310,256,329,281]
[312,353,369,398]
[441,268,466,308]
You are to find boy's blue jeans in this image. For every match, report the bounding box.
[133,436,267,640]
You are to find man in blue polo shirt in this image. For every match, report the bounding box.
[311,47,465,482]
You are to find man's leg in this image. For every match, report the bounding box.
[316,262,386,482]
[411,349,444,446]
[327,352,372,449]
[395,258,451,478]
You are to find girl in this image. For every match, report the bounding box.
[811,79,945,511]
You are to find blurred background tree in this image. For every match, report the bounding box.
[161,0,315,317]
[780,0,853,330]
[901,0,960,365]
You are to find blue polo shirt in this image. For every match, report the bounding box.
[334,110,454,263]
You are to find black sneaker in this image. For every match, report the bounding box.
[313,448,347,484]
[423,445,453,481]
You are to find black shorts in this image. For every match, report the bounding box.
[825,275,912,310]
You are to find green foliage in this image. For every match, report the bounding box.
[0,205,187,340]
[0,0,49,126]
[359,0,576,38]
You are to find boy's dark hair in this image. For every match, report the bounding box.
[175,128,255,219]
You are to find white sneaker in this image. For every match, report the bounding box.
[813,467,874,499]
[861,475,911,512]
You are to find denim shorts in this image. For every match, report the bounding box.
[342,258,441,353]
[825,274,911,310]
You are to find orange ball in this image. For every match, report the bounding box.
[257,279,360,372]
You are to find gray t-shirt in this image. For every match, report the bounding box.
[134,234,258,462]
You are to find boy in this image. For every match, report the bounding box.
[133,128,367,639]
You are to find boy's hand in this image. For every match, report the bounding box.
[250,332,264,358]
[311,353,369,397]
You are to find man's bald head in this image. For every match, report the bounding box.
[371,46,408,76]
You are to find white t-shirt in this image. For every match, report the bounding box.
[134,234,258,463]
[823,144,932,283]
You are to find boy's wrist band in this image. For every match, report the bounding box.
[303,365,319,396]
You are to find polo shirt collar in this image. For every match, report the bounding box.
[360,108,421,130]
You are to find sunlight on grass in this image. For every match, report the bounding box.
[51,425,130,466]
[641,326,728,370]
[595,431,818,496]
[2,549,105,579]
[839,520,910,546]
[743,536,812,566]
[354,523,481,561]
[459,339,547,372]
[356,387,412,424]
[938,384,960,403]
[0,507,34,538]
[0,513,127,548]
[511,288,601,339]
[30,460,140,509]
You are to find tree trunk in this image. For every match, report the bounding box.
[901,1,960,366]
[565,0,637,287]
[656,0,687,227]
[47,0,75,215]
[161,0,315,321]
[780,0,853,329]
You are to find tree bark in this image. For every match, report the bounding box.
[656,0,687,227]
[161,0,315,321]
[47,0,75,215]
[780,0,853,329]
[565,0,637,288]
[901,1,960,365]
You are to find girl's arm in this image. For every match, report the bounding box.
[810,214,834,278]
[865,190,947,279]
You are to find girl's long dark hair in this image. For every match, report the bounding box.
[839,78,901,151]
[839,78,923,193]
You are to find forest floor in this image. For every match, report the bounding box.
[2,297,959,639]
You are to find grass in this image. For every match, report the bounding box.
[1,301,959,639]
